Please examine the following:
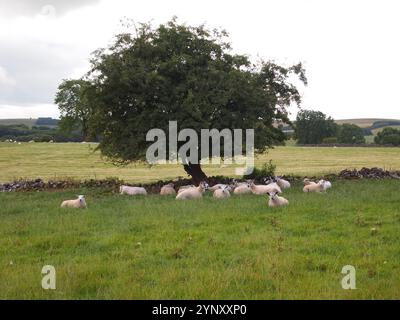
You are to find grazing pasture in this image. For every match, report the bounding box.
[0,142,399,183]
[0,180,399,299]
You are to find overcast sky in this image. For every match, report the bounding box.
[0,0,399,120]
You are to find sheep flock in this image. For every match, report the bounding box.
[60,177,332,209]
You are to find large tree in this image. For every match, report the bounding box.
[56,19,307,183]
[295,110,337,144]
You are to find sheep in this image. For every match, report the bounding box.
[303,180,325,193]
[267,191,289,208]
[264,177,290,189]
[275,177,291,189]
[250,181,282,195]
[176,182,209,200]
[232,179,252,186]
[213,185,231,199]
[160,183,176,195]
[177,184,195,194]
[120,185,147,195]
[209,184,233,192]
[61,195,87,209]
[318,179,332,191]
[233,182,252,195]
[303,178,316,186]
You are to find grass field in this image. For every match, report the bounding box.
[1,179,399,299]
[1,142,400,183]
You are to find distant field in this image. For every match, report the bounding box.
[0,118,39,127]
[0,118,58,129]
[1,179,399,299]
[335,118,399,128]
[371,125,400,135]
[0,142,399,183]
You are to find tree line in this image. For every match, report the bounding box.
[293,109,400,146]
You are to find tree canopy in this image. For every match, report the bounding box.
[55,18,307,182]
[337,123,365,144]
[55,79,96,141]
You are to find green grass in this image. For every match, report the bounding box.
[1,142,400,183]
[0,179,399,299]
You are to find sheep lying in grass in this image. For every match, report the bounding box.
[303,178,316,186]
[120,185,147,195]
[250,181,282,195]
[264,177,290,189]
[233,182,252,195]
[176,182,209,200]
[302,178,332,192]
[319,180,332,191]
[213,185,231,199]
[275,177,291,189]
[61,195,87,209]
[303,180,325,193]
[209,183,233,192]
[160,183,176,195]
[177,185,196,194]
[267,191,289,208]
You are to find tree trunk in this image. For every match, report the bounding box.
[183,162,208,185]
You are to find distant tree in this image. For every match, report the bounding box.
[55,79,96,141]
[374,127,400,145]
[337,124,366,144]
[56,19,307,183]
[295,110,338,144]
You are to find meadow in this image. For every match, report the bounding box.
[1,142,400,183]
[0,142,399,299]
[0,179,399,299]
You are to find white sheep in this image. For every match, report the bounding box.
[318,179,332,191]
[275,177,291,189]
[303,180,325,193]
[303,178,316,186]
[120,185,147,195]
[160,183,176,195]
[177,184,195,194]
[213,185,231,199]
[267,191,289,208]
[176,182,209,200]
[61,195,87,209]
[209,184,233,192]
[233,182,252,195]
[250,181,282,195]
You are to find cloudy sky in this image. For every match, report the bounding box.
[0,0,399,120]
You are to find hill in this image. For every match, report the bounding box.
[335,118,400,129]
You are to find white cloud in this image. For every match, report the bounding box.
[0,0,399,119]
